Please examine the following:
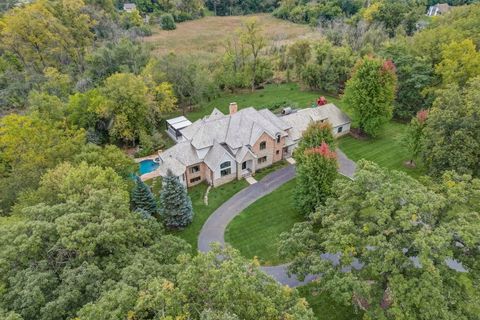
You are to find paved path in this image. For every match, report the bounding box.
[198,149,356,287]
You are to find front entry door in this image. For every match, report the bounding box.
[242,161,247,170]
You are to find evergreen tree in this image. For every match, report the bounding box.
[131,176,158,218]
[160,170,194,229]
[295,142,338,215]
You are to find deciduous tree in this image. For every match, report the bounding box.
[0,162,189,319]
[294,121,336,163]
[281,160,480,319]
[77,246,316,320]
[403,109,428,166]
[0,114,85,213]
[239,18,266,91]
[343,56,397,137]
[99,73,153,145]
[435,39,480,89]
[381,42,435,119]
[295,142,338,215]
[422,77,480,177]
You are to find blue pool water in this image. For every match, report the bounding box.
[139,159,159,175]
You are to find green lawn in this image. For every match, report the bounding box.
[183,83,344,122]
[338,122,426,178]
[298,283,363,320]
[225,178,303,265]
[168,179,249,253]
[254,160,289,181]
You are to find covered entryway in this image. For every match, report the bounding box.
[241,159,253,177]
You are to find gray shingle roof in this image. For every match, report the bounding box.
[159,141,200,166]
[235,145,257,162]
[160,104,350,175]
[158,157,186,177]
[204,143,232,170]
[180,107,290,150]
[123,3,136,10]
[281,104,350,141]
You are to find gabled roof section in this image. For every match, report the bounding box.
[181,107,289,151]
[235,145,257,162]
[159,141,200,166]
[258,109,291,131]
[280,104,350,141]
[158,157,186,177]
[210,108,224,116]
[204,143,234,170]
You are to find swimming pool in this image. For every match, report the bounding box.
[139,159,159,175]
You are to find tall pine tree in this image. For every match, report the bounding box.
[160,170,194,229]
[131,176,158,218]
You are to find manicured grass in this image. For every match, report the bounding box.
[169,180,249,253]
[225,178,303,265]
[186,83,344,122]
[298,283,363,320]
[338,122,426,178]
[254,160,289,181]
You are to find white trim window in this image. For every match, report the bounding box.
[260,141,267,150]
[190,165,200,173]
[220,161,231,176]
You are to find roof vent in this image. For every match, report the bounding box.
[281,107,292,115]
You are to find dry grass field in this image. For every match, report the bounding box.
[143,14,321,59]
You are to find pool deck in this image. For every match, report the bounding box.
[133,150,163,163]
[140,170,162,182]
[135,150,163,181]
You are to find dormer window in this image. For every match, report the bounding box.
[260,141,266,150]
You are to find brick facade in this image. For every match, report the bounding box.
[185,162,207,187]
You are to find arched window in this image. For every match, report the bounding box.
[276,134,281,143]
[220,161,231,169]
[259,141,266,150]
[220,161,231,177]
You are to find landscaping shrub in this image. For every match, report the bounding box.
[160,13,176,30]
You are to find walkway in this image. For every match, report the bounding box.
[198,149,356,287]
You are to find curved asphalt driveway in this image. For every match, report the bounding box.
[198,149,356,287]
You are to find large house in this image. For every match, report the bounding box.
[157,103,350,187]
[123,3,137,12]
[427,3,450,16]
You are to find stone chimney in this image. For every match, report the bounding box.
[229,102,238,115]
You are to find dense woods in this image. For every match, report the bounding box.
[1,0,480,319]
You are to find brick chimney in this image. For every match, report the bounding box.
[229,102,238,115]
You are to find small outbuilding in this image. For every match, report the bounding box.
[166,116,192,142]
[427,3,450,16]
[123,3,137,12]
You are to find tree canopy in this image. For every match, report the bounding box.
[421,77,480,177]
[280,160,480,319]
[343,56,397,136]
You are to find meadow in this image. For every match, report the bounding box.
[144,14,321,60]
